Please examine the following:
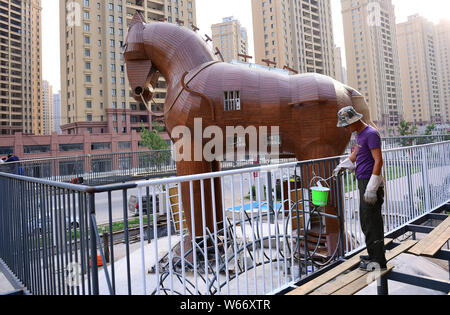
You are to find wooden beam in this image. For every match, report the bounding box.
[422,226,450,257]
[238,54,253,62]
[310,269,367,295]
[215,48,224,62]
[261,59,277,67]
[409,216,450,256]
[309,240,416,295]
[287,239,393,295]
[332,266,394,296]
[283,65,299,74]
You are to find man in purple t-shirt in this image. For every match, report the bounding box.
[333,106,387,271]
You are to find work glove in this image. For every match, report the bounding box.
[333,158,356,177]
[364,175,383,205]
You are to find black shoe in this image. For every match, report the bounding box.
[359,260,387,272]
[360,255,371,262]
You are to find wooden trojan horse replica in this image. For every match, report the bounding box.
[124,13,376,254]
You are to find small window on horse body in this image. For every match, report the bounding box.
[224,90,241,111]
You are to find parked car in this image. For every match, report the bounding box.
[128,193,166,217]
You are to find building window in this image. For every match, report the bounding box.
[118,141,131,150]
[92,158,112,172]
[91,142,111,151]
[0,147,13,155]
[59,144,84,152]
[224,91,241,111]
[24,145,51,154]
[59,160,84,177]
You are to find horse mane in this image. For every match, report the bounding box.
[129,12,146,28]
[126,12,146,52]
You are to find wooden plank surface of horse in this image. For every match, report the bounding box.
[124,14,374,240]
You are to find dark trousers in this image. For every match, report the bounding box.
[358,179,387,264]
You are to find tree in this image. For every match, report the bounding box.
[140,123,172,169]
[424,123,436,136]
[140,123,169,150]
[397,120,418,147]
[397,120,417,136]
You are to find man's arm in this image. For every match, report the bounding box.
[349,146,358,163]
[364,147,384,205]
[333,145,358,177]
[371,148,384,176]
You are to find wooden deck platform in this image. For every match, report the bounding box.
[287,210,450,295]
[408,216,450,257]
[288,239,418,295]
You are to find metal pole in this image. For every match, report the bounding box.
[377,275,389,296]
[267,171,273,223]
[88,193,99,295]
[335,161,346,259]
[421,147,431,212]
[137,187,147,295]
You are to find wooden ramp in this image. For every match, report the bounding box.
[408,216,450,257]
[287,239,417,296]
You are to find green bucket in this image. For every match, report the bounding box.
[311,186,330,207]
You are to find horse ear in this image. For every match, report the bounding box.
[125,12,145,48]
[130,12,146,28]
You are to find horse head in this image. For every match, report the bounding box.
[124,12,160,105]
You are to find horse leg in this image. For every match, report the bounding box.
[177,158,223,241]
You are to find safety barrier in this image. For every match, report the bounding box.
[0,141,448,295]
[1,135,447,186]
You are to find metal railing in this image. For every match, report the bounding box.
[0,150,176,186]
[342,141,450,255]
[345,134,450,154]
[381,134,450,150]
[0,141,449,295]
[0,150,295,186]
[1,135,447,187]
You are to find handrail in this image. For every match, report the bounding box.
[0,141,448,295]
[1,141,449,192]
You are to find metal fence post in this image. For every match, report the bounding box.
[377,275,389,296]
[421,147,431,213]
[266,171,273,223]
[335,160,346,259]
[88,193,99,295]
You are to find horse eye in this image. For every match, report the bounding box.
[135,87,143,95]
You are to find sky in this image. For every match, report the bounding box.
[42,0,450,92]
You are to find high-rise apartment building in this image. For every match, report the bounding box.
[342,0,403,131]
[212,17,249,63]
[0,0,43,136]
[42,80,53,135]
[397,15,442,125]
[435,20,450,124]
[59,0,196,135]
[53,90,62,134]
[334,46,346,83]
[252,0,336,77]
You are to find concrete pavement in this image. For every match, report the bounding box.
[0,269,15,295]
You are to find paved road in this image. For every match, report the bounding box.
[92,174,258,225]
[0,269,14,294]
